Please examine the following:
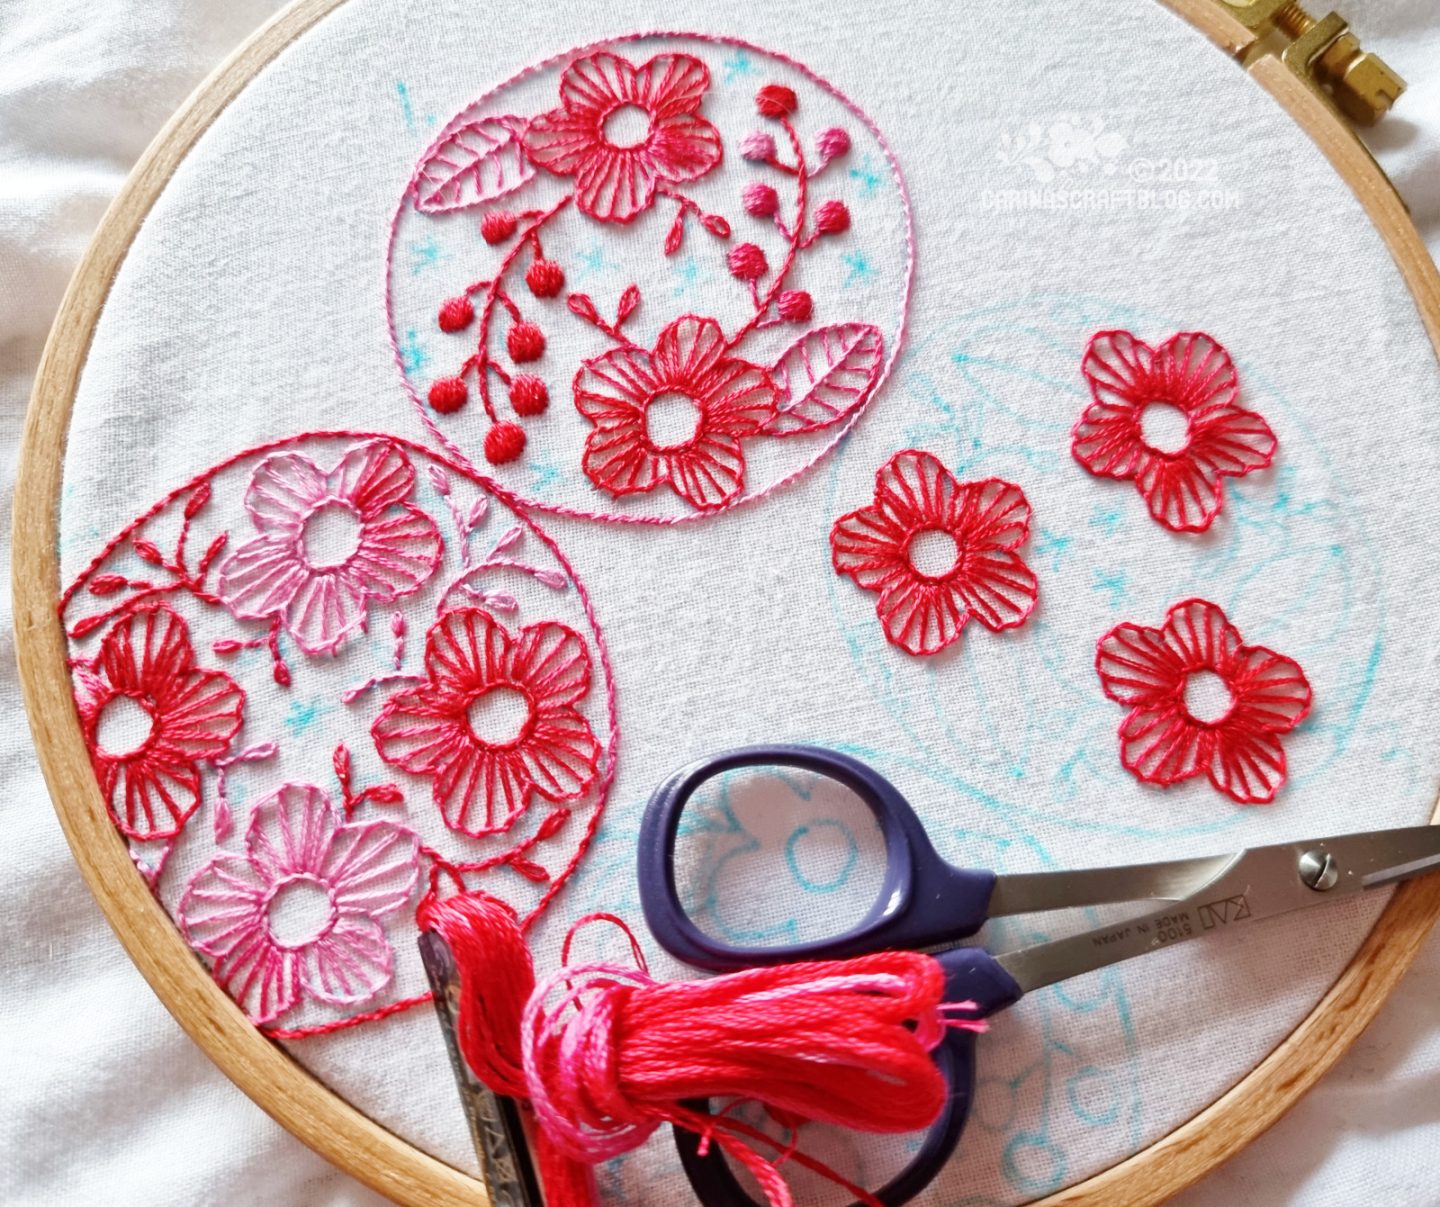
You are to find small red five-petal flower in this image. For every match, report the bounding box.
[1096,598,1311,804]
[830,450,1038,656]
[371,608,601,837]
[1072,331,1275,532]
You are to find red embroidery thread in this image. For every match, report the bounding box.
[1095,598,1312,804]
[574,314,778,509]
[389,34,915,523]
[62,433,623,1038]
[75,604,245,841]
[1072,330,1276,532]
[371,607,602,837]
[831,450,1039,657]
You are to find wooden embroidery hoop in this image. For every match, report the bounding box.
[13,1,1440,1203]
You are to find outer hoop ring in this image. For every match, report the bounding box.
[13,1,1440,1204]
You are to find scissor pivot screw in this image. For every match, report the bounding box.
[1298,850,1340,891]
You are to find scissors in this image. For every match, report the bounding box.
[636,744,1440,1207]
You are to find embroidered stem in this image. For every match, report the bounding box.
[472,196,572,419]
[731,116,808,346]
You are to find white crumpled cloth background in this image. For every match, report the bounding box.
[2,2,1438,1204]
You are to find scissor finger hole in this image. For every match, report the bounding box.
[668,762,890,952]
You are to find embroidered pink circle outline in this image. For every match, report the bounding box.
[60,430,621,927]
[383,31,916,526]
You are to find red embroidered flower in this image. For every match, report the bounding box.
[574,315,778,510]
[1096,599,1311,804]
[76,605,245,840]
[371,609,601,837]
[1072,331,1275,532]
[523,52,723,224]
[830,450,1038,656]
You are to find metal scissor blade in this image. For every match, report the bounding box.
[992,823,1440,995]
[987,852,1237,916]
[417,932,542,1207]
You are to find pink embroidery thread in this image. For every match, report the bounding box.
[217,439,443,655]
[212,741,278,843]
[831,450,1039,657]
[1072,330,1276,532]
[178,782,421,1025]
[75,604,245,840]
[371,607,602,838]
[387,33,915,524]
[1095,598,1312,804]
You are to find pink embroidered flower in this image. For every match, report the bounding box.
[178,783,420,1025]
[76,605,244,840]
[218,441,442,656]
[522,52,723,223]
[574,315,778,510]
[371,609,601,837]
[830,451,1038,656]
[1072,331,1276,532]
[1096,599,1311,804]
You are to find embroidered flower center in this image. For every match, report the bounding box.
[645,391,703,450]
[601,103,653,150]
[467,687,534,747]
[1139,402,1192,454]
[906,528,960,580]
[266,875,338,948]
[299,500,364,571]
[1183,669,1236,724]
[95,693,156,758]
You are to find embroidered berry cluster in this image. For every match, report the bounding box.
[426,198,573,465]
[831,330,1306,805]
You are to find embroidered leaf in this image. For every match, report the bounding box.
[197,533,229,577]
[88,574,130,596]
[415,116,535,214]
[567,293,600,324]
[664,208,685,256]
[617,284,641,326]
[701,213,731,238]
[133,538,165,566]
[762,323,885,436]
[183,482,212,519]
[70,613,109,639]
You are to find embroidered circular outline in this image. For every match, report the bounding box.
[384,31,915,525]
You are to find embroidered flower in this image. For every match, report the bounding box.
[371,609,601,837]
[1072,331,1276,532]
[574,315,778,510]
[830,450,1038,656]
[218,440,442,656]
[76,605,244,840]
[1096,599,1311,804]
[178,783,420,1025]
[523,52,723,223]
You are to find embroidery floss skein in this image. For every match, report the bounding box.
[420,891,986,1207]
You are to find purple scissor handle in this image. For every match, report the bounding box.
[636,744,1440,1207]
[637,745,1023,1207]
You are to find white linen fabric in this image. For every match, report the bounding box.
[3,2,1440,1206]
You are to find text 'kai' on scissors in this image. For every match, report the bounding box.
[626,745,1440,1207]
